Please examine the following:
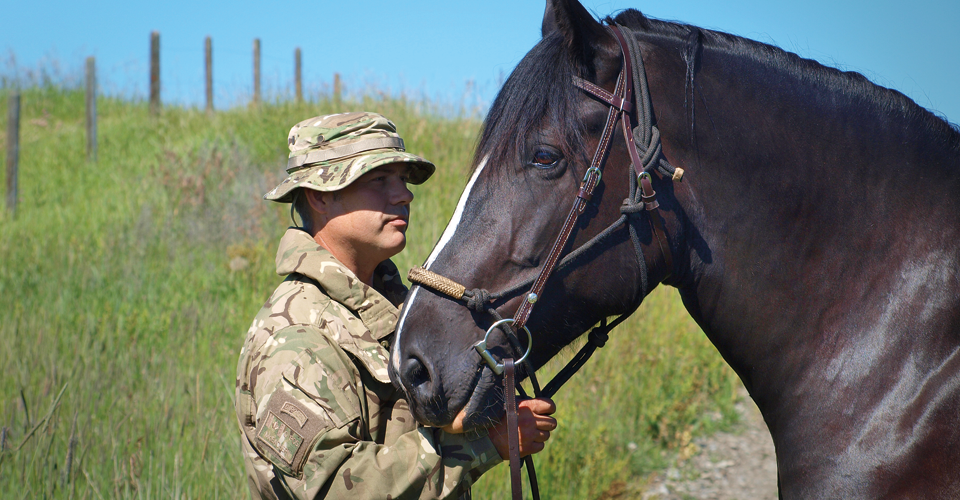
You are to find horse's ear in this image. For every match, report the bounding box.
[542,0,610,68]
[542,2,559,38]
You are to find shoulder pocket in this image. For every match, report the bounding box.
[255,387,333,478]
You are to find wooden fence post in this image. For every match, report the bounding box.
[6,91,20,217]
[252,38,261,105]
[205,36,213,113]
[333,73,342,106]
[295,47,302,104]
[86,57,97,162]
[150,31,160,115]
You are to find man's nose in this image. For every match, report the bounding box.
[393,179,414,205]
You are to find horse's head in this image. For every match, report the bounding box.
[391,0,689,429]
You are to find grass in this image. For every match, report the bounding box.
[0,84,741,499]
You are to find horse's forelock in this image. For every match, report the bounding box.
[474,33,590,176]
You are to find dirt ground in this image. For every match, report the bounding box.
[641,387,779,500]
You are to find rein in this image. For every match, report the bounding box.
[408,24,682,500]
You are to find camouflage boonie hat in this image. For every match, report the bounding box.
[264,112,436,202]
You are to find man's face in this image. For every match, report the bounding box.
[321,163,414,266]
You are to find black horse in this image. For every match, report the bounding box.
[390,0,960,496]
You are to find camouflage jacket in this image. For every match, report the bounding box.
[235,228,501,499]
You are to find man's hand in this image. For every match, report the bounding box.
[488,398,557,459]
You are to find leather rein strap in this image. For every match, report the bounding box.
[408,24,680,500]
[504,359,523,500]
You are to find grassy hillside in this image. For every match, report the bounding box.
[0,85,741,499]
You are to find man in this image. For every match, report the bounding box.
[235,112,557,499]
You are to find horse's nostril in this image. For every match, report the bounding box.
[402,355,431,389]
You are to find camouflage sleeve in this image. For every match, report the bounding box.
[251,324,502,499]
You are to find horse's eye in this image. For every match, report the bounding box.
[530,148,561,168]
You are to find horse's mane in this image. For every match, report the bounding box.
[611,10,960,152]
[475,9,960,172]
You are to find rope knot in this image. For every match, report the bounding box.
[588,329,609,348]
[463,288,492,312]
[620,198,643,215]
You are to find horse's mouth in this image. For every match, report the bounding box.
[457,366,504,430]
[399,360,504,432]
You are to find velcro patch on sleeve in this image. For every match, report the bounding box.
[255,388,332,478]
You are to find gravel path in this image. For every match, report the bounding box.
[641,387,779,499]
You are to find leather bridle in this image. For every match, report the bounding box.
[408,23,683,500]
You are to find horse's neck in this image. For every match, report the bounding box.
[667,45,960,425]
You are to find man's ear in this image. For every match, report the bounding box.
[305,189,328,215]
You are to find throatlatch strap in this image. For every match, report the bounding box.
[504,359,523,500]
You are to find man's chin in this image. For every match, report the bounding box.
[374,239,405,263]
[384,235,405,256]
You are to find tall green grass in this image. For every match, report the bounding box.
[0,85,740,499]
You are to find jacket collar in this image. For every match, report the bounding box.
[275,228,407,383]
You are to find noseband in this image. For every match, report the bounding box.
[408,24,683,500]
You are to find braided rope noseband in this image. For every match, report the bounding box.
[407,267,465,300]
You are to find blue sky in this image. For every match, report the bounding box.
[2,1,957,123]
